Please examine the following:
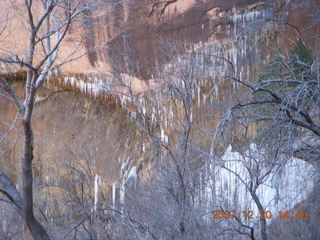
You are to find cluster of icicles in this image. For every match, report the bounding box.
[43,5,315,216]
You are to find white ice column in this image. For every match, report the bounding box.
[94,175,100,211]
[112,182,116,209]
[120,182,125,204]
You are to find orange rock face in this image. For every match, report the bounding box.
[1,1,316,76]
[0,0,319,86]
[0,2,319,238]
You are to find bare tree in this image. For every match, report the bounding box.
[212,30,320,240]
[0,1,115,239]
[99,42,240,240]
[0,2,316,239]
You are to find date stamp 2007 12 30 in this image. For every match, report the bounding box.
[210,210,308,220]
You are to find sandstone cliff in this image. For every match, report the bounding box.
[0,0,319,239]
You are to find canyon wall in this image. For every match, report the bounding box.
[1,0,319,203]
[0,0,319,238]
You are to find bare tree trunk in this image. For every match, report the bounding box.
[251,191,267,240]
[21,122,50,240]
[21,74,51,240]
[0,1,106,239]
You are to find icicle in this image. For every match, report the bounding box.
[128,166,137,181]
[197,85,201,107]
[112,182,116,209]
[161,128,165,142]
[94,175,100,211]
[214,85,218,96]
[120,182,125,204]
[151,111,155,124]
[142,142,145,153]
[199,172,202,205]
[142,106,146,116]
